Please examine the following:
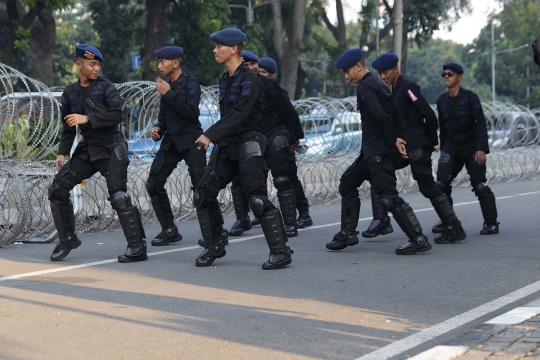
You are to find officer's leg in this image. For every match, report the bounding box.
[237,138,292,270]
[101,141,147,263]
[194,144,234,267]
[367,155,431,255]
[146,147,183,246]
[268,132,298,237]
[250,153,270,227]
[48,156,97,261]
[409,147,466,244]
[288,151,312,228]
[466,155,499,234]
[362,154,407,238]
[432,152,463,233]
[326,156,367,251]
[228,176,252,236]
[361,186,394,238]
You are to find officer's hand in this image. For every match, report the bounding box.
[151,127,161,140]
[55,155,65,172]
[64,114,88,127]
[195,134,212,150]
[475,150,486,165]
[156,78,171,95]
[395,138,408,159]
[289,139,300,153]
[433,146,439,152]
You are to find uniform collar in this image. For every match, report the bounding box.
[394,75,403,93]
[76,76,100,90]
[169,71,186,86]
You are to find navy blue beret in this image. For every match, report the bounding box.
[259,57,277,74]
[209,28,247,46]
[76,44,103,62]
[443,62,464,74]
[154,46,184,59]
[241,51,259,63]
[334,48,362,70]
[371,52,399,71]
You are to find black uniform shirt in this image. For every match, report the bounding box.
[436,87,490,156]
[392,76,438,150]
[204,64,261,143]
[357,72,406,159]
[156,72,203,152]
[258,74,304,142]
[59,77,123,161]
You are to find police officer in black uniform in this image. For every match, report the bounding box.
[258,57,313,229]
[433,62,499,235]
[146,46,210,246]
[193,28,293,269]
[49,44,147,263]
[365,52,466,244]
[225,51,304,238]
[327,48,431,255]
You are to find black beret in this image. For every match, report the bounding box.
[154,46,184,59]
[334,48,362,70]
[371,52,399,71]
[443,62,464,74]
[76,44,103,62]
[259,57,277,74]
[209,28,247,46]
[241,51,259,63]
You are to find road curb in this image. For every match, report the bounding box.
[408,299,540,359]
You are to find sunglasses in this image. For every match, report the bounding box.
[441,71,455,78]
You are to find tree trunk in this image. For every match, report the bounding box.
[272,0,307,99]
[401,34,408,77]
[295,63,306,99]
[29,8,55,85]
[141,0,168,81]
[392,0,403,71]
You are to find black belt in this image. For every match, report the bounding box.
[223,130,259,143]
[82,133,119,145]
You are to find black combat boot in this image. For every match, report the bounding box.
[229,186,252,236]
[149,195,182,246]
[362,187,393,238]
[50,200,81,261]
[297,212,313,228]
[195,207,227,267]
[278,189,298,237]
[117,204,148,263]
[432,193,454,233]
[326,196,360,250]
[431,194,467,244]
[259,208,293,270]
[479,192,499,235]
[389,199,432,255]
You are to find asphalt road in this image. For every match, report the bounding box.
[1,179,540,360]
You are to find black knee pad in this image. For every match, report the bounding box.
[338,178,358,198]
[48,183,70,203]
[474,183,492,198]
[381,197,393,211]
[110,191,132,211]
[274,176,290,192]
[419,183,440,199]
[435,180,450,194]
[249,196,266,218]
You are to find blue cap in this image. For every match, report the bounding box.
[209,28,247,46]
[334,48,362,70]
[259,57,277,74]
[154,46,184,59]
[76,44,103,62]
[371,52,399,71]
[241,51,259,63]
[443,62,464,74]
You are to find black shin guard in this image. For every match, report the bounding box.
[326,196,360,250]
[229,186,252,236]
[259,209,292,270]
[117,205,148,263]
[431,193,467,244]
[150,195,181,245]
[50,200,81,261]
[196,207,226,267]
[277,189,298,237]
[479,193,499,234]
[388,200,431,255]
[362,187,393,238]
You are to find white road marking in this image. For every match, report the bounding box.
[485,307,540,325]
[407,345,468,360]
